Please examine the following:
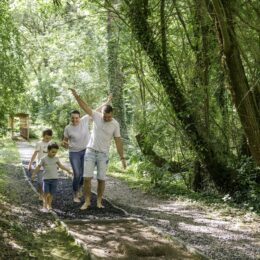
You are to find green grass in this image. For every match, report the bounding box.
[0,138,20,164]
[0,222,90,259]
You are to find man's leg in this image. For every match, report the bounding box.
[96,153,108,208]
[81,177,92,210]
[69,151,82,202]
[97,180,105,208]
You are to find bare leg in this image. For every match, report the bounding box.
[42,193,48,209]
[45,193,51,209]
[38,184,43,200]
[80,177,92,210]
[47,194,53,210]
[97,180,105,208]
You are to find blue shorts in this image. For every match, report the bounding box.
[43,179,58,195]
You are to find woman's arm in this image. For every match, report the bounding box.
[31,165,41,181]
[28,151,38,171]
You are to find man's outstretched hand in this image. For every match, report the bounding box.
[107,94,113,103]
[68,88,78,97]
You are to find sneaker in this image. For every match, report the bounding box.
[80,202,90,210]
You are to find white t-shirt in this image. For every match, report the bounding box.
[64,115,90,152]
[35,141,49,164]
[87,111,121,154]
[39,156,60,179]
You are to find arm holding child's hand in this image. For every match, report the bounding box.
[61,138,69,149]
[57,162,73,175]
[28,151,38,171]
[31,165,41,181]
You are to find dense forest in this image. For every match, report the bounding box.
[1,0,259,211]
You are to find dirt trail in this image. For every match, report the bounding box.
[17,141,260,259]
[16,141,206,259]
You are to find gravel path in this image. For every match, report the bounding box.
[17,141,260,260]
[22,160,126,220]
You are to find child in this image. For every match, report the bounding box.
[28,129,53,200]
[32,142,72,211]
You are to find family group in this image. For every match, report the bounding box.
[29,88,126,212]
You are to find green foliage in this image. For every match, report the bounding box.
[5,0,260,209]
[0,138,90,259]
[11,0,109,136]
[0,1,25,131]
[232,157,260,212]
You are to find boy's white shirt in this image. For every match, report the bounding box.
[35,140,50,164]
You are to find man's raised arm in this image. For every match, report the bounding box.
[69,88,93,116]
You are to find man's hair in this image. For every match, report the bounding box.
[42,129,53,137]
[47,142,59,151]
[70,110,80,116]
[102,105,113,113]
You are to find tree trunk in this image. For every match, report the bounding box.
[126,0,238,192]
[211,0,260,166]
[136,133,185,173]
[107,4,128,139]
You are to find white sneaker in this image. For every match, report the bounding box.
[41,208,49,213]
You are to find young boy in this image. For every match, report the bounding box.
[32,142,72,211]
[28,129,53,200]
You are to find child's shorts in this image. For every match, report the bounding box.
[43,179,58,195]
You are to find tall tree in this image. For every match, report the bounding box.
[124,0,238,192]
[0,0,25,131]
[210,0,260,166]
[107,1,128,138]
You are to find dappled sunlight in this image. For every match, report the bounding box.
[178,222,254,240]
[67,220,201,259]
[8,240,24,250]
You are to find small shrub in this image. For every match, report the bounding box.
[233,156,260,212]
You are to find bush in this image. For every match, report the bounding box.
[233,156,260,212]
[29,128,39,139]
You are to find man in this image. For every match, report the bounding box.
[69,88,126,209]
[62,97,112,203]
